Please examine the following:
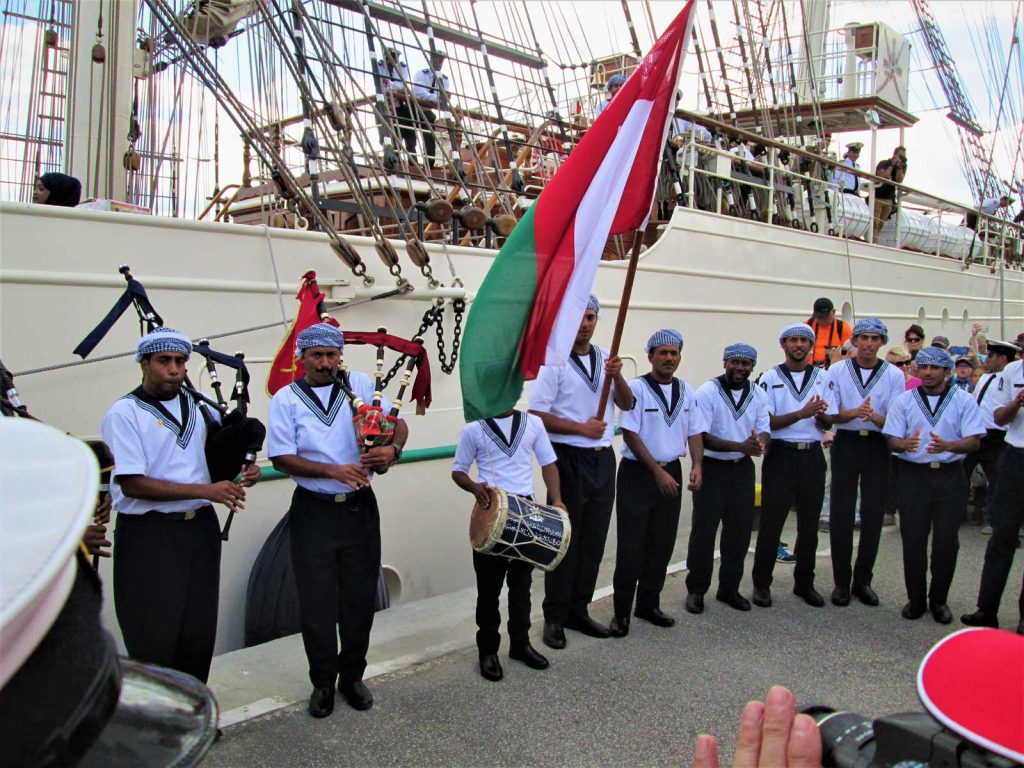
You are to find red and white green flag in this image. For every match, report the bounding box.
[459,1,696,422]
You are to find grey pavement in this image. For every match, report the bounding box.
[204,521,1022,768]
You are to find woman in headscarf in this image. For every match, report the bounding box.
[33,172,82,207]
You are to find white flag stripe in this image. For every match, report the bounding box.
[544,100,656,366]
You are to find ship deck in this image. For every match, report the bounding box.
[202,518,1022,767]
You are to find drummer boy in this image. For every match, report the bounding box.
[452,407,566,682]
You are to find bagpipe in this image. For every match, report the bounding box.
[75,265,266,541]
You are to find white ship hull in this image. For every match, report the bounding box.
[1,200,1021,654]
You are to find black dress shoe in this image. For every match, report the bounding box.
[509,644,549,670]
[542,621,566,649]
[960,609,999,628]
[902,601,926,620]
[1017,618,1024,636]
[565,614,611,638]
[479,653,504,681]
[608,616,630,637]
[635,608,676,627]
[338,679,373,711]
[852,583,880,606]
[751,587,772,608]
[930,603,953,625]
[793,585,825,607]
[715,590,752,611]
[685,592,704,614]
[831,586,851,606]
[308,686,335,718]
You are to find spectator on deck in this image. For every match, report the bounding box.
[33,172,81,207]
[873,146,907,241]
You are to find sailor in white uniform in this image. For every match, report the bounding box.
[101,328,259,683]
[961,339,1020,527]
[374,47,416,158]
[528,295,634,649]
[751,323,830,609]
[267,323,408,718]
[962,348,1024,634]
[411,49,451,166]
[452,408,563,681]
[822,318,905,607]
[684,343,770,614]
[831,142,862,195]
[610,329,705,637]
[883,346,986,623]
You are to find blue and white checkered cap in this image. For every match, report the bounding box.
[646,328,684,353]
[295,322,345,356]
[723,342,757,363]
[606,74,626,90]
[135,328,192,362]
[915,346,954,369]
[586,294,600,317]
[779,322,816,343]
[852,317,888,344]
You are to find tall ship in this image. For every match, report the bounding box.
[1,0,1022,656]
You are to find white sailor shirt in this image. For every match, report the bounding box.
[759,365,827,443]
[973,371,1008,432]
[452,412,557,497]
[824,359,905,433]
[696,376,771,461]
[528,345,616,449]
[882,385,986,464]
[412,68,450,106]
[990,360,1024,448]
[670,117,712,143]
[267,372,390,495]
[374,59,410,91]
[101,387,218,515]
[619,375,705,463]
[831,157,859,193]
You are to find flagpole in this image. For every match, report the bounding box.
[596,228,645,418]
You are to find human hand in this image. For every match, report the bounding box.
[688,463,703,491]
[904,428,922,453]
[93,494,112,526]
[925,431,948,454]
[83,523,112,558]
[360,445,395,471]
[239,463,262,487]
[473,482,492,509]
[552,500,567,513]
[855,396,874,420]
[604,355,624,378]
[799,395,828,419]
[206,480,246,510]
[332,463,370,488]
[741,429,765,457]
[580,418,607,440]
[655,467,680,498]
[692,685,822,768]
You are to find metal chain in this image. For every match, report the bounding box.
[379,297,465,386]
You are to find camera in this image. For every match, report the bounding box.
[806,706,1017,767]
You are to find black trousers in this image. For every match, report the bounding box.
[897,461,967,606]
[962,432,1005,520]
[393,103,436,162]
[113,506,221,683]
[473,551,533,654]
[975,447,1024,618]
[543,444,615,624]
[829,430,890,589]
[752,443,826,591]
[685,456,755,595]
[289,487,381,689]
[613,457,682,617]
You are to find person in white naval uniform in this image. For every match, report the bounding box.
[267,323,408,718]
[684,342,770,614]
[609,329,705,637]
[961,345,1024,635]
[751,323,830,609]
[528,295,634,649]
[411,48,451,167]
[452,407,564,681]
[883,346,986,624]
[822,318,905,608]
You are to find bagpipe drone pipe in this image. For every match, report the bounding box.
[74,265,266,540]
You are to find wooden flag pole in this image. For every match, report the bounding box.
[596,228,645,418]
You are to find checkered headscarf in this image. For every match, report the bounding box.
[852,317,888,344]
[915,346,953,369]
[646,328,684,353]
[779,323,816,342]
[295,323,345,356]
[586,294,601,317]
[135,328,192,362]
[723,343,757,363]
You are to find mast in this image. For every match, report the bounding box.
[66,0,137,201]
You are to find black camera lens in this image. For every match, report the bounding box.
[804,706,877,767]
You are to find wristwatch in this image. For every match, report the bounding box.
[392,444,403,463]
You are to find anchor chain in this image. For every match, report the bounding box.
[380,297,465,385]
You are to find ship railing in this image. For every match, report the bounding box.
[671,111,1023,271]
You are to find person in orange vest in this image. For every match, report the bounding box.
[807,298,851,369]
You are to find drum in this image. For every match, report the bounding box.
[469,487,571,572]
